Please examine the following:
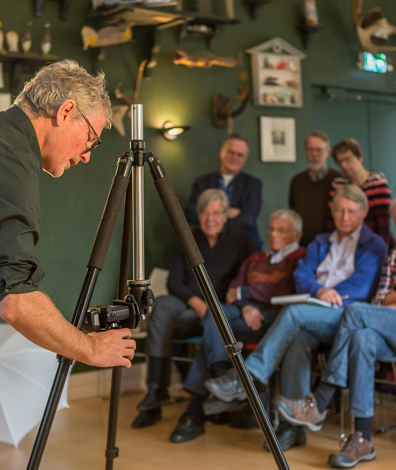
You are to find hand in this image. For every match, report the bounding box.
[187,296,208,319]
[242,305,264,331]
[317,288,343,307]
[226,288,238,304]
[383,291,396,307]
[227,207,241,219]
[86,328,136,368]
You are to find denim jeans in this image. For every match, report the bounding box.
[184,303,277,396]
[321,302,396,417]
[246,303,344,395]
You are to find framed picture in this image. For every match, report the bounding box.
[0,93,11,111]
[260,116,296,162]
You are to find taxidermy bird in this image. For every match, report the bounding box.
[21,22,32,53]
[174,50,242,68]
[41,23,51,55]
[81,22,133,50]
[0,21,4,52]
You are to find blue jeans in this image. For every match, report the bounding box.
[184,303,277,396]
[246,303,344,395]
[321,302,396,418]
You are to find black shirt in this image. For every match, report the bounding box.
[0,106,45,301]
[167,226,253,303]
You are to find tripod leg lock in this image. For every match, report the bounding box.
[225,341,244,358]
[105,446,119,460]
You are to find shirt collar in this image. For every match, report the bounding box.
[268,241,300,265]
[331,223,363,245]
[308,165,329,182]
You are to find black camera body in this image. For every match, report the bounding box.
[84,282,155,333]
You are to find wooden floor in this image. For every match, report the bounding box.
[2,391,396,470]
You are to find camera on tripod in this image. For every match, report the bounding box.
[83,281,155,332]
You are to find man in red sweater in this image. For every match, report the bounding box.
[168,209,306,443]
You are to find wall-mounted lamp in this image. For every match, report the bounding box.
[161,121,190,141]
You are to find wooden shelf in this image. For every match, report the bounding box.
[0,53,62,95]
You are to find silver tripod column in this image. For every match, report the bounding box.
[131,104,145,281]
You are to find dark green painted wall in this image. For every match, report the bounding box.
[1,1,396,334]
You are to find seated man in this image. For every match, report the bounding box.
[274,200,396,468]
[168,209,306,444]
[205,185,387,450]
[132,189,253,428]
[185,133,263,252]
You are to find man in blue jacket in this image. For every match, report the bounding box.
[205,184,387,451]
[185,133,263,251]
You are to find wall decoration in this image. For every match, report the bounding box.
[34,0,72,21]
[0,22,4,52]
[5,32,19,53]
[352,0,396,57]
[242,0,271,20]
[260,116,296,163]
[0,93,11,110]
[299,0,322,49]
[246,38,306,107]
[82,22,133,50]
[175,0,240,49]
[41,23,51,55]
[173,50,241,68]
[21,22,33,54]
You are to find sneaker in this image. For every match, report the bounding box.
[204,369,247,402]
[263,421,306,452]
[327,431,375,468]
[273,393,327,432]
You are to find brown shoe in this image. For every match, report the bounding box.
[273,393,327,432]
[328,431,375,468]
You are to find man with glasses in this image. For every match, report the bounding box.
[185,133,263,252]
[289,131,340,246]
[0,61,136,368]
[167,209,305,444]
[205,185,387,452]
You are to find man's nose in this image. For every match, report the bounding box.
[80,150,91,163]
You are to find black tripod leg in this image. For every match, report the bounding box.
[148,159,290,470]
[105,177,133,470]
[27,157,133,470]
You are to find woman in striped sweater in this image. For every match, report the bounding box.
[325,138,395,250]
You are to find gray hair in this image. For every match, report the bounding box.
[270,209,303,232]
[196,189,229,215]
[333,184,368,211]
[13,60,112,128]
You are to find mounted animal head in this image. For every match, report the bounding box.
[352,0,396,56]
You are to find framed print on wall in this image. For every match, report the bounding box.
[260,116,296,162]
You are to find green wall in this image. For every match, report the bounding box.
[1,0,396,332]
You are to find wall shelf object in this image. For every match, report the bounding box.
[0,52,62,95]
[246,38,306,107]
[243,0,271,20]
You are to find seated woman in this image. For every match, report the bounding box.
[326,138,395,250]
[169,209,306,444]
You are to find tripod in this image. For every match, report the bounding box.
[27,105,290,470]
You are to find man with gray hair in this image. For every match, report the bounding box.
[206,185,387,452]
[168,208,306,444]
[0,60,137,368]
[289,131,340,246]
[185,133,262,251]
[132,189,253,429]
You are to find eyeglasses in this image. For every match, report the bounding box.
[200,211,226,219]
[333,208,362,217]
[268,227,295,234]
[77,108,102,153]
[305,147,327,153]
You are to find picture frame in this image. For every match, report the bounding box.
[260,116,296,162]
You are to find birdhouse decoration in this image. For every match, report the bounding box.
[246,38,306,107]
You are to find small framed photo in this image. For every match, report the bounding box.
[0,93,11,111]
[260,116,296,162]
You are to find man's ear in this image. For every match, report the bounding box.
[55,99,77,125]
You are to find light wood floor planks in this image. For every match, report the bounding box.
[1,391,395,470]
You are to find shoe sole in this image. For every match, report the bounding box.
[204,383,247,403]
[277,402,323,433]
[327,449,376,468]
